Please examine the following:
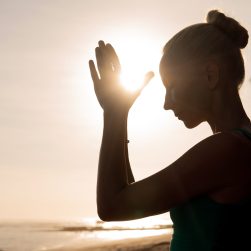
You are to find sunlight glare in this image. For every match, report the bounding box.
[104,31,177,135]
[87,30,179,136]
[79,215,173,241]
[116,37,159,92]
[92,229,171,240]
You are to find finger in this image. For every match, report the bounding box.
[98,40,109,62]
[134,71,155,98]
[98,40,106,49]
[100,41,118,73]
[141,71,155,89]
[89,60,100,88]
[95,46,105,77]
[96,41,112,78]
[106,43,121,73]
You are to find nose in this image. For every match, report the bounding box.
[163,90,173,110]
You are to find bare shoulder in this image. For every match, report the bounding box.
[171,131,251,196]
[175,131,251,179]
[187,131,249,154]
[100,131,251,221]
[180,130,251,166]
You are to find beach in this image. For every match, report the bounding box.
[0,217,172,251]
[48,233,172,251]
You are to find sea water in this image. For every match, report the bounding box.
[0,215,172,251]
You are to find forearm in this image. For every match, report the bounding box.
[125,130,135,183]
[97,111,129,216]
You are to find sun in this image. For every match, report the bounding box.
[86,30,178,136]
[119,69,145,92]
[103,33,173,134]
[114,37,160,92]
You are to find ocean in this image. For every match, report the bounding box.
[0,216,172,251]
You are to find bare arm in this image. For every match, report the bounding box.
[89,41,246,222]
[97,111,128,217]
[125,119,135,183]
[97,132,246,221]
[89,40,152,219]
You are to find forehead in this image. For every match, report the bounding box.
[160,60,205,85]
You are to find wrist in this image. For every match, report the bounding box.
[103,110,129,119]
[103,110,128,134]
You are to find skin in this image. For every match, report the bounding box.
[89,40,251,221]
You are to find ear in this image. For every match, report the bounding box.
[206,62,219,89]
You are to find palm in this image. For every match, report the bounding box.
[89,41,154,113]
[94,76,137,111]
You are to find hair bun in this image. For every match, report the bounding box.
[206,10,249,49]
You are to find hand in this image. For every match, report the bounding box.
[89,40,154,114]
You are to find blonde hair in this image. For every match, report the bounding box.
[160,10,249,89]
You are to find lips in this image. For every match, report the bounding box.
[174,112,182,119]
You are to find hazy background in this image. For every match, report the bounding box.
[0,0,251,221]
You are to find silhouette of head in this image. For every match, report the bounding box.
[159,10,249,128]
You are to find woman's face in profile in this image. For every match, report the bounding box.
[161,60,211,128]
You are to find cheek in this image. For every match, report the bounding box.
[177,81,210,112]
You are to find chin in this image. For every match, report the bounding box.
[182,118,203,129]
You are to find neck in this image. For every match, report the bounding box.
[207,88,251,134]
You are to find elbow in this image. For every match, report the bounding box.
[97,198,116,221]
[97,204,140,222]
[97,206,116,222]
[97,200,127,221]
[96,189,132,221]
[97,212,113,222]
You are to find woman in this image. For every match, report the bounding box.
[89,10,251,250]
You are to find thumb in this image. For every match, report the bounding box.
[136,71,154,96]
[132,71,154,100]
[142,71,155,89]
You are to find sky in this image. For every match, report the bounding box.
[0,0,251,221]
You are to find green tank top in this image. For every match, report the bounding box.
[170,128,251,251]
